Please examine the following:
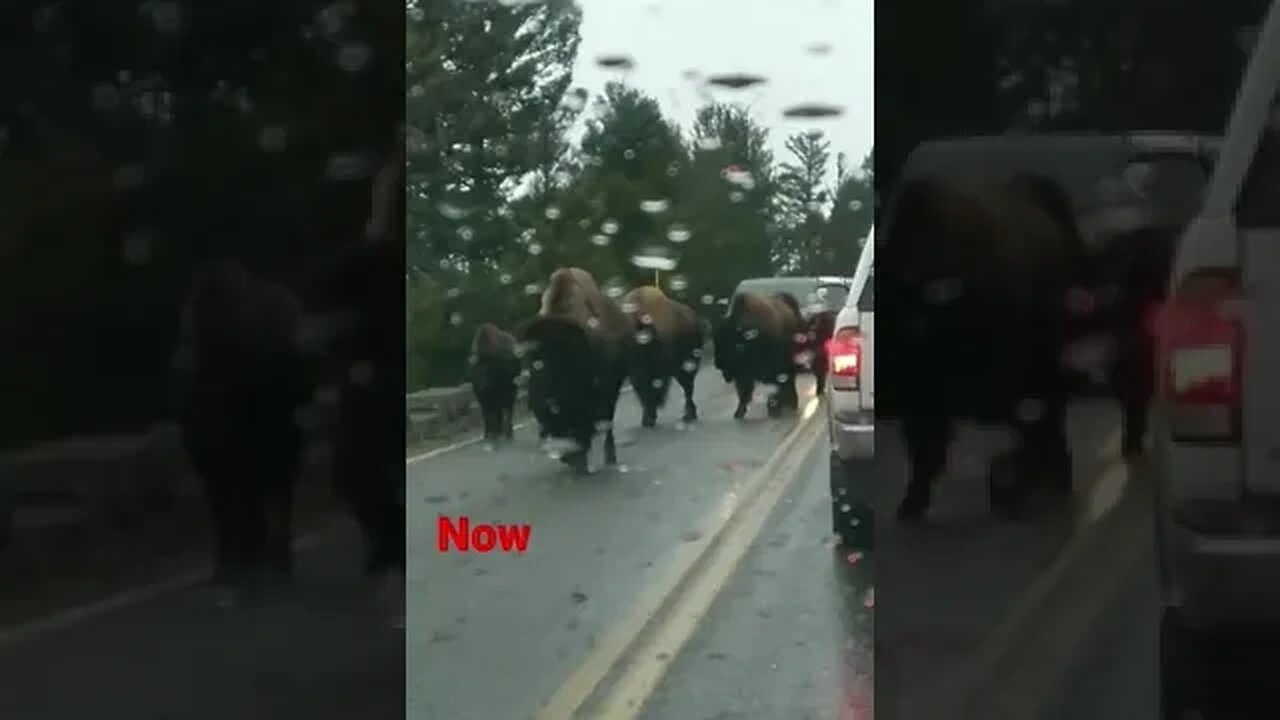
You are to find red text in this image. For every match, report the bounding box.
[436,515,532,553]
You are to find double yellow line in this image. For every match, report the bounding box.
[536,398,825,720]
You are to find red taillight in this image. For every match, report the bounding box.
[827,328,862,383]
[1154,269,1242,442]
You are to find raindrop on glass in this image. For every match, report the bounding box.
[337,42,372,73]
[667,224,692,243]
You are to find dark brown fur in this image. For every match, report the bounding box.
[469,323,519,442]
[622,286,704,427]
[883,171,1089,520]
[520,267,632,473]
[713,291,805,420]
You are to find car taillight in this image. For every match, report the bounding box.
[827,328,862,388]
[1153,268,1243,442]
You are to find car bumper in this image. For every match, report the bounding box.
[1168,522,1280,629]
[829,407,873,461]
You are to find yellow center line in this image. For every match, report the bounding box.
[534,398,823,720]
[593,410,824,720]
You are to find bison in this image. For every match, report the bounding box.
[174,259,310,593]
[519,267,632,474]
[806,308,838,396]
[467,322,520,443]
[882,171,1094,521]
[713,291,806,420]
[621,286,705,427]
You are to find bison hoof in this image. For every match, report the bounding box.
[896,495,929,523]
[682,409,697,423]
[733,406,748,420]
[641,414,657,429]
[562,452,589,475]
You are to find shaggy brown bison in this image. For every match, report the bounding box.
[175,259,310,590]
[713,291,805,420]
[468,322,520,443]
[882,171,1094,521]
[174,145,405,618]
[519,268,632,474]
[622,286,705,427]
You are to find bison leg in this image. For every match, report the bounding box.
[503,403,515,440]
[899,411,951,522]
[733,376,754,419]
[1113,331,1153,459]
[603,374,626,466]
[676,368,698,423]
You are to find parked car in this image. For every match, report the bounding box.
[828,227,874,548]
[1151,3,1280,717]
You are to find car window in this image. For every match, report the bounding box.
[857,274,874,311]
[1237,89,1280,227]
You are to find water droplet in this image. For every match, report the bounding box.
[696,137,722,151]
[782,102,844,119]
[337,42,372,73]
[563,88,589,112]
[636,330,654,345]
[631,247,678,271]
[706,72,767,90]
[91,84,120,111]
[499,273,513,285]
[438,202,469,220]
[458,226,474,241]
[528,242,543,255]
[591,234,611,247]
[113,164,147,189]
[449,313,463,327]
[701,294,715,305]
[524,283,541,296]
[849,199,864,211]
[258,125,288,152]
[149,2,182,32]
[666,224,692,243]
[623,149,636,160]
[545,206,561,220]
[596,54,635,70]
[640,198,670,214]
[601,219,620,235]
[669,275,688,292]
[806,42,832,55]
[586,317,600,329]
[729,191,745,203]
[121,232,152,265]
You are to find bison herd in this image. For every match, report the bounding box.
[468,267,837,474]
[880,170,1182,522]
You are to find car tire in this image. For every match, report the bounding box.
[830,452,873,550]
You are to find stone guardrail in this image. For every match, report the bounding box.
[0,422,198,549]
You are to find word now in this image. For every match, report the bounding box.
[437,516,532,553]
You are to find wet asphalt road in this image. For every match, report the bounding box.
[409,367,873,720]
[872,398,1133,719]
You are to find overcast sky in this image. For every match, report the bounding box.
[569,0,873,179]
